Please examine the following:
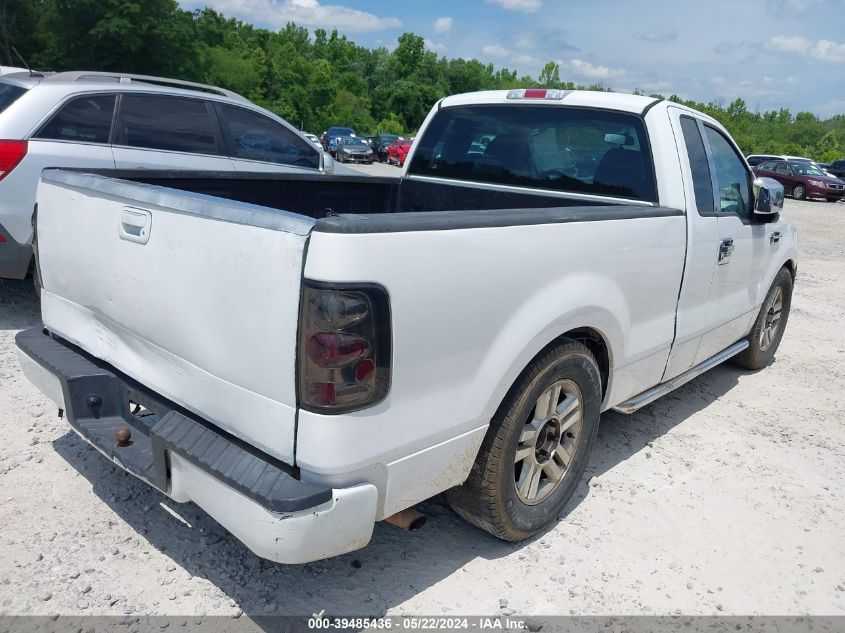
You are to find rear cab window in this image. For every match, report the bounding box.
[0,82,27,115]
[407,104,657,201]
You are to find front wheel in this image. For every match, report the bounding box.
[732,267,793,370]
[792,184,806,200]
[447,339,602,541]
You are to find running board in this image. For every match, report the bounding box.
[612,339,750,414]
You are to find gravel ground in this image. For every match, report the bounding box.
[1,198,844,618]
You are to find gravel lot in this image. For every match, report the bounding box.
[1,197,843,618]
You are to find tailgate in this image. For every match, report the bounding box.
[35,169,314,464]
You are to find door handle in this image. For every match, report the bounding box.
[770,231,781,244]
[718,238,734,265]
[119,207,152,245]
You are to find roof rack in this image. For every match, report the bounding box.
[43,71,248,101]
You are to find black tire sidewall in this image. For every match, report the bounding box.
[740,268,793,368]
[495,350,602,537]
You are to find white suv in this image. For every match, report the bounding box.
[0,71,332,280]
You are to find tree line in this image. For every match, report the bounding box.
[2,0,843,161]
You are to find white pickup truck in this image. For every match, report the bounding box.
[17,89,796,564]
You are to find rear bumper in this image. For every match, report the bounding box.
[0,222,32,279]
[15,327,378,564]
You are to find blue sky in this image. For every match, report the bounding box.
[179,0,845,117]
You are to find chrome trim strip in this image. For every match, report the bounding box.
[612,339,750,414]
[40,169,315,235]
[405,174,656,207]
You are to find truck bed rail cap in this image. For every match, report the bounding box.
[315,205,684,234]
[40,169,315,236]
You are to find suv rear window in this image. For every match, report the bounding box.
[118,94,219,155]
[408,105,657,201]
[35,95,116,144]
[0,83,26,115]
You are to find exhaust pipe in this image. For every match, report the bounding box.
[384,508,427,531]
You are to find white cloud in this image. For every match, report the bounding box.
[482,44,510,57]
[811,39,845,63]
[424,38,447,53]
[565,58,626,80]
[190,0,400,32]
[433,16,453,34]
[766,35,845,63]
[486,0,542,14]
[766,35,812,54]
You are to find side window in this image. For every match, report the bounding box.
[118,95,219,155]
[35,95,116,144]
[679,116,714,215]
[703,126,752,220]
[757,161,776,171]
[775,162,790,175]
[215,104,319,169]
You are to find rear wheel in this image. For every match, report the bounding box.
[447,339,601,541]
[732,267,793,370]
[792,184,806,200]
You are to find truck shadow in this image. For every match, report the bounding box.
[50,362,743,620]
[0,278,40,331]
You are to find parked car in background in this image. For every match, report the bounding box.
[827,159,845,179]
[0,70,330,281]
[335,136,375,163]
[304,133,322,150]
[746,154,785,167]
[373,133,399,162]
[387,138,413,166]
[753,159,845,201]
[321,126,356,155]
[0,66,29,76]
[364,135,377,148]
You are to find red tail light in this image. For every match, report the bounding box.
[298,281,391,413]
[0,140,27,181]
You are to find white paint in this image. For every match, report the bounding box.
[35,179,308,463]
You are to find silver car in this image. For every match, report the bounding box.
[0,71,332,280]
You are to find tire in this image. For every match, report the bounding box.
[732,267,793,370]
[826,197,838,203]
[792,184,806,200]
[446,339,602,541]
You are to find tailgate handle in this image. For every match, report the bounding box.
[119,207,152,245]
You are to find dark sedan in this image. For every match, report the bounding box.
[828,159,845,179]
[335,136,375,164]
[753,159,845,202]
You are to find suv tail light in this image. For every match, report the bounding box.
[298,281,391,413]
[0,140,27,181]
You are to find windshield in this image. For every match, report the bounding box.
[342,138,368,147]
[328,127,354,136]
[0,83,26,115]
[791,162,826,177]
[408,104,656,201]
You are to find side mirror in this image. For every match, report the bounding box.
[320,151,334,175]
[753,177,784,217]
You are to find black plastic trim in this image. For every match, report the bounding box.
[314,204,683,234]
[15,327,331,513]
[641,97,664,117]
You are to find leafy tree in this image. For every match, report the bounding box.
[1,0,842,154]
